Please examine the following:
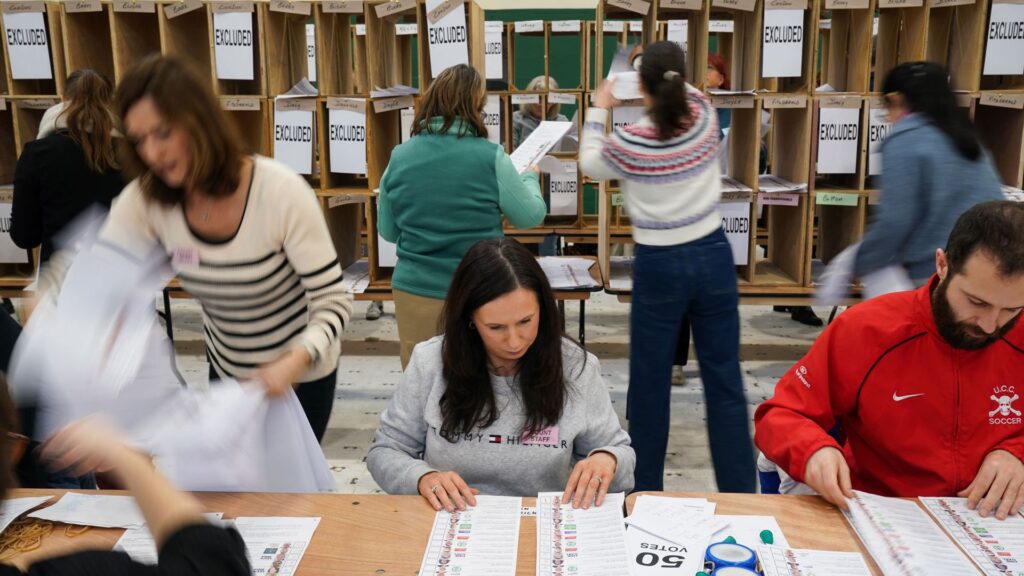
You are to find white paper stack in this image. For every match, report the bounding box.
[29,493,145,529]
[0,497,53,535]
[608,256,634,292]
[538,257,599,290]
[758,175,808,194]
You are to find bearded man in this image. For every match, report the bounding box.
[755,201,1024,520]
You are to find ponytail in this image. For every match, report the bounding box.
[61,69,118,172]
[638,42,690,141]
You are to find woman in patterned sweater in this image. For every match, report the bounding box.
[580,42,755,493]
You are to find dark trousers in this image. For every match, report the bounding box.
[208,365,337,443]
[627,228,756,493]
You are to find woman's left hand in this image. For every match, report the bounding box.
[562,451,618,509]
[593,80,621,111]
[256,347,311,397]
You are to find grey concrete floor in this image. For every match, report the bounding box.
[165,292,831,493]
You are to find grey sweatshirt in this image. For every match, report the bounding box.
[367,336,635,496]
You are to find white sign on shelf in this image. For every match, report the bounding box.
[549,161,578,216]
[515,20,543,34]
[0,204,28,264]
[328,107,367,175]
[484,94,504,146]
[274,105,314,175]
[214,11,255,80]
[667,20,688,52]
[426,0,469,78]
[485,21,504,80]
[400,107,415,142]
[709,20,734,33]
[603,20,625,33]
[719,201,750,266]
[396,23,418,36]
[868,107,891,176]
[762,10,804,78]
[983,3,1024,76]
[3,11,52,80]
[306,24,317,83]
[355,24,366,36]
[377,234,398,267]
[551,20,581,33]
[817,107,860,175]
[612,106,646,131]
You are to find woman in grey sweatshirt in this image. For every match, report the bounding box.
[367,238,634,511]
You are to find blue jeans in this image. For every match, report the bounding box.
[627,227,756,493]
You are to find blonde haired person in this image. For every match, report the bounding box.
[100,55,352,442]
[512,75,570,149]
[378,64,546,369]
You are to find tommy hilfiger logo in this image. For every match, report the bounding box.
[989,386,1021,425]
[488,435,502,444]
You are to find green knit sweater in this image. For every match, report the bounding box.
[378,117,546,299]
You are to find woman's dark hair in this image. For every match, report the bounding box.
[0,376,20,496]
[60,69,118,173]
[412,64,487,139]
[881,62,982,161]
[945,201,1024,278]
[639,41,691,141]
[439,238,573,438]
[116,55,244,206]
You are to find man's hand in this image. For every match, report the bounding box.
[959,449,1024,520]
[804,447,853,511]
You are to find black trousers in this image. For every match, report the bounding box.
[208,364,337,443]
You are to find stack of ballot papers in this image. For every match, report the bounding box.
[758,175,808,194]
[1003,185,1024,202]
[0,497,53,534]
[721,176,754,194]
[538,257,600,290]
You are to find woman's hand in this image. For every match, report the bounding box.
[562,451,617,509]
[40,416,137,476]
[255,347,311,396]
[593,79,621,110]
[418,471,480,512]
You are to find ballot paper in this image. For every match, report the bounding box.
[720,176,753,193]
[606,45,644,102]
[419,496,522,576]
[538,257,599,290]
[757,545,872,576]
[710,516,789,549]
[29,493,145,529]
[114,513,224,564]
[235,517,320,576]
[758,175,807,193]
[370,84,419,98]
[625,496,721,545]
[509,121,574,174]
[537,492,631,576]
[340,260,370,294]
[608,256,634,292]
[0,497,53,535]
[843,490,979,575]
[921,497,1024,576]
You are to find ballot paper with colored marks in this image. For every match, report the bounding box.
[921,497,1024,576]
[757,545,872,576]
[537,492,630,576]
[419,496,522,576]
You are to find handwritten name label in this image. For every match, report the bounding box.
[877,0,924,8]
[826,0,870,8]
[980,92,1024,110]
[328,97,367,113]
[606,0,651,15]
[816,191,860,206]
[271,1,311,16]
[374,95,415,113]
[711,95,755,108]
[820,95,862,109]
[113,1,156,13]
[762,94,808,108]
[221,97,261,111]
[1,2,44,13]
[323,1,364,13]
[711,0,756,11]
[164,0,203,19]
[65,0,102,13]
[211,2,254,14]
[374,0,416,18]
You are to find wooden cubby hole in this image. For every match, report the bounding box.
[264,4,315,96]
[510,21,547,91]
[708,0,762,91]
[417,0,485,92]
[548,20,586,92]
[222,97,271,156]
[61,3,116,92]
[656,0,709,90]
[872,3,927,92]
[587,21,622,91]
[367,0,420,92]
[314,3,366,95]
[759,0,818,94]
[975,97,1024,188]
[925,0,988,93]
[159,2,213,82]
[816,0,876,93]
[111,6,162,82]
[11,98,59,154]
[0,105,16,185]
[210,6,266,96]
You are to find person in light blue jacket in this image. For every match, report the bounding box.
[855,62,1003,286]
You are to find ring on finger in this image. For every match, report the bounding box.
[430,483,441,494]
[594,476,604,485]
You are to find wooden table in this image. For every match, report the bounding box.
[7,490,880,575]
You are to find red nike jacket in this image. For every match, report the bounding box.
[754,278,1024,497]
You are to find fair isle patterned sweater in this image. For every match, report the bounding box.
[579,85,723,246]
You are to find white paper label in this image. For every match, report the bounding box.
[868,107,891,176]
[720,201,750,265]
[628,20,644,32]
[114,1,156,13]
[551,20,581,33]
[3,11,52,80]
[515,20,543,34]
[484,94,504,146]
[612,106,645,130]
[709,20,734,33]
[983,4,1024,76]
[274,108,314,175]
[400,107,415,142]
[164,0,202,18]
[817,107,860,174]
[549,161,578,216]
[0,204,27,264]
[762,10,804,78]
[66,0,102,12]
[214,11,255,80]
[355,24,366,36]
[306,24,317,83]
[328,108,367,175]
[396,23,418,35]
[511,94,540,104]
[323,1,363,13]
[667,20,688,51]
[426,0,468,78]
[485,21,504,80]
[377,234,398,267]
[603,20,625,32]
[548,93,577,105]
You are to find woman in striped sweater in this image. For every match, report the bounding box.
[100,55,352,443]
[580,42,755,493]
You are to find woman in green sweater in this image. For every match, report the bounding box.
[378,64,547,369]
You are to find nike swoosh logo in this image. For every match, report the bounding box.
[893,392,926,402]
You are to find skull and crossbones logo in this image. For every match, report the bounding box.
[990,394,1021,418]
